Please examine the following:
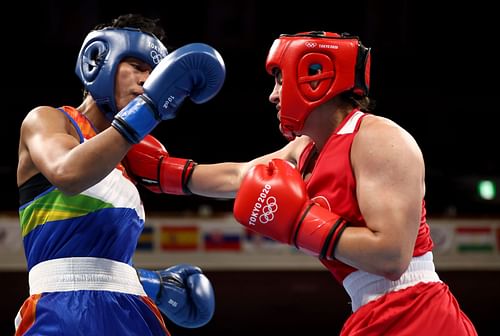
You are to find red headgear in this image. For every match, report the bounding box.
[265,31,371,140]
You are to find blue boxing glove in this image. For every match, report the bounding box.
[137,264,215,328]
[112,43,225,144]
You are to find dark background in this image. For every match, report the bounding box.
[1,1,499,335]
[2,0,498,216]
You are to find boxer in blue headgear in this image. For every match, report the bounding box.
[15,13,224,336]
[75,26,168,120]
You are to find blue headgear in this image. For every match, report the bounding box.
[75,27,168,121]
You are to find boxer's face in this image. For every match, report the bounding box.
[114,57,152,111]
[269,68,282,120]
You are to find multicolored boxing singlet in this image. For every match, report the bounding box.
[298,109,477,335]
[15,106,169,335]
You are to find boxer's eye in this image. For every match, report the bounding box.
[124,58,152,74]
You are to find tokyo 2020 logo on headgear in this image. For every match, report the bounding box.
[75,27,168,121]
[265,31,371,140]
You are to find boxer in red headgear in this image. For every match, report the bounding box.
[146,31,477,335]
[265,31,370,140]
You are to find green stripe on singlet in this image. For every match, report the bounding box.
[19,189,113,237]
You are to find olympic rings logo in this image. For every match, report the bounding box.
[305,42,317,48]
[247,184,276,226]
[259,196,278,224]
[150,50,163,64]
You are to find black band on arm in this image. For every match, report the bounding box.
[112,117,141,144]
[181,160,197,195]
[319,218,349,260]
[328,221,348,260]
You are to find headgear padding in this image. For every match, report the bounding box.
[265,31,371,140]
[75,27,168,120]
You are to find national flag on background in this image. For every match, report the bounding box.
[203,230,241,251]
[160,226,199,251]
[136,226,154,251]
[455,226,494,253]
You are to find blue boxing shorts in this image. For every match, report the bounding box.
[15,257,169,336]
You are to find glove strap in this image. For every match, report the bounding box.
[112,96,160,144]
[321,217,348,260]
[293,203,349,260]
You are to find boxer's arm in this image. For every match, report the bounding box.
[19,106,131,194]
[334,118,424,280]
[188,135,312,198]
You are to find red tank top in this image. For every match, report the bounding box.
[298,109,434,282]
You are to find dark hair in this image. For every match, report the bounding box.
[94,13,167,45]
[341,91,376,112]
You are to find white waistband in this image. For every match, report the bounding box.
[29,257,146,296]
[343,251,441,312]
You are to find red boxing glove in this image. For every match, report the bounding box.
[123,134,196,195]
[233,159,348,260]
